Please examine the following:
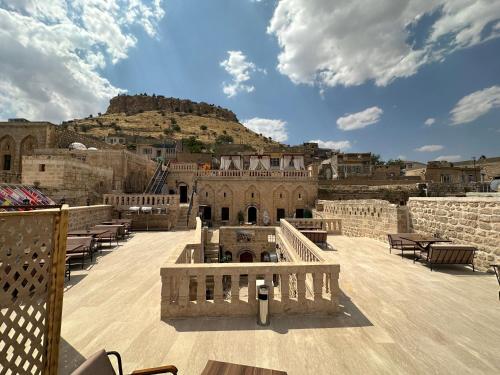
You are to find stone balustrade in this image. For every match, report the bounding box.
[279,220,325,262]
[168,162,198,172]
[286,218,342,234]
[194,169,313,179]
[160,262,340,318]
[103,193,178,210]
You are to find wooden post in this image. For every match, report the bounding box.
[45,204,69,375]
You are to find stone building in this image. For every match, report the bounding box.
[163,154,317,226]
[0,120,57,183]
[22,148,156,204]
[406,161,480,184]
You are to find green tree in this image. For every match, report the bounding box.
[182,136,204,153]
[215,134,234,144]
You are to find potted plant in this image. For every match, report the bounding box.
[237,210,244,225]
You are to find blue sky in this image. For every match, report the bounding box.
[1,0,499,162]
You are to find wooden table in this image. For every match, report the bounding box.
[67,229,109,237]
[399,234,451,252]
[201,360,287,375]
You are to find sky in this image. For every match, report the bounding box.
[0,0,499,162]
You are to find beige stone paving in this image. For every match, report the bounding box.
[59,231,500,375]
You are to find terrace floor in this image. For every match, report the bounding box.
[59,231,500,375]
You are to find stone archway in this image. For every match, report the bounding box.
[239,251,254,263]
[19,135,38,174]
[0,135,16,172]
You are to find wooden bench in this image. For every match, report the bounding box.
[424,244,477,271]
[92,225,121,246]
[387,233,419,258]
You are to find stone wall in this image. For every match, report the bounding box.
[68,205,112,231]
[407,197,500,270]
[219,226,276,262]
[314,199,408,241]
[0,121,57,182]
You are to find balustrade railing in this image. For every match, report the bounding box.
[161,262,340,318]
[103,193,178,210]
[195,169,313,178]
[279,220,325,262]
[285,218,342,234]
[168,162,198,172]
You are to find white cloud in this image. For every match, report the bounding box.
[309,139,351,151]
[424,118,436,126]
[415,144,444,152]
[0,1,165,123]
[435,155,462,162]
[220,51,264,98]
[336,106,383,131]
[267,0,500,89]
[450,85,500,125]
[243,117,288,142]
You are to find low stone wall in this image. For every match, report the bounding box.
[68,205,112,231]
[408,197,500,270]
[314,199,408,241]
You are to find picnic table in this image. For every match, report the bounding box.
[201,360,287,375]
[398,234,451,252]
[67,229,110,237]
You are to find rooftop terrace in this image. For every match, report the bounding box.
[59,231,500,374]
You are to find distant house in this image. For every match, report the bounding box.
[104,135,126,146]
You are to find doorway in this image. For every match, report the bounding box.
[239,251,254,262]
[276,208,285,221]
[200,205,212,221]
[179,185,188,203]
[295,208,304,218]
[247,206,257,224]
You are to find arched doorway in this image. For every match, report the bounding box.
[239,251,254,263]
[247,206,257,224]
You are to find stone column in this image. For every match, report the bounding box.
[248,274,256,305]
[312,272,323,301]
[264,273,274,300]
[280,273,289,303]
[214,274,223,303]
[196,273,206,304]
[297,272,306,302]
[178,276,189,306]
[231,273,240,303]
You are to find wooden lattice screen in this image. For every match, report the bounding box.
[1,206,68,375]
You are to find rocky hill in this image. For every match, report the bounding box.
[65,94,279,150]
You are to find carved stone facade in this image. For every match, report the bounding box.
[195,178,317,226]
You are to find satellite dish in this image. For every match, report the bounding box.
[490,179,500,192]
[87,147,98,151]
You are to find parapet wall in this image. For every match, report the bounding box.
[408,197,500,270]
[315,199,408,241]
[68,205,113,231]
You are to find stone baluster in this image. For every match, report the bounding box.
[214,274,223,303]
[161,275,171,303]
[197,274,206,304]
[264,273,274,300]
[280,272,289,302]
[248,273,256,304]
[312,272,323,301]
[231,273,240,303]
[178,275,189,306]
[297,272,306,301]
